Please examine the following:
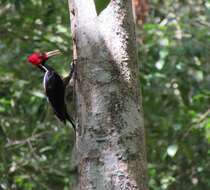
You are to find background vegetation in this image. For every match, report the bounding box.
[0,0,209,189]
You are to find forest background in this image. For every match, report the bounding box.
[0,0,210,189]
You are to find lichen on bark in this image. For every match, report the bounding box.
[68,0,147,189]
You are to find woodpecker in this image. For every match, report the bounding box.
[27,50,75,129]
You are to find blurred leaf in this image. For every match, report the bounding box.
[31,91,45,98]
[95,0,110,14]
[167,144,178,157]
[204,119,210,129]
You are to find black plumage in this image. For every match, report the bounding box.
[39,64,75,130]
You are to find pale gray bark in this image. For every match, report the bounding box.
[68,0,147,189]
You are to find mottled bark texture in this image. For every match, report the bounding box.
[68,0,147,189]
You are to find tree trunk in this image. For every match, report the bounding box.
[68,0,147,189]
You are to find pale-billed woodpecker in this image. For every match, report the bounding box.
[27,50,75,130]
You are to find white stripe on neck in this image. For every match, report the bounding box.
[43,70,49,93]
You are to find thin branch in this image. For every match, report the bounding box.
[181,109,210,140]
[5,132,51,148]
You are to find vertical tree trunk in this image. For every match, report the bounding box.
[68,0,147,189]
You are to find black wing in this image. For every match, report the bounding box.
[44,70,67,123]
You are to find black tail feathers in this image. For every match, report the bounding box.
[65,112,76,131]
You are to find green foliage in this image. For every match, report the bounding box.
[0,0,210,189]
[95,0,110,14]
[140,0,210,189]
[0,0,74,189]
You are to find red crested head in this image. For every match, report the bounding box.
[27,52,48,65]
[27,50,61,65]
